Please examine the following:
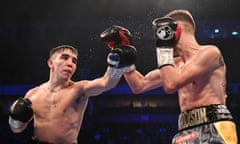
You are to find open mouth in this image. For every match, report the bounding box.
[63,69,72,75]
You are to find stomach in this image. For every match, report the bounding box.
[178,88,225,112]
[34,117,81,143]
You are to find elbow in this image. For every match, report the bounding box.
[130,87,147,94]
[132,89,143,94]
[164,87,176,94]
[163,82,178,94]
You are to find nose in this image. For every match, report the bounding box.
[66,59,74,68]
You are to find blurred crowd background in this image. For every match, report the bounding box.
[0,0,239,143]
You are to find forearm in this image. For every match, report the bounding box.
[124,70,145,94]
[160,66,179,93]
[104,67,122,89]
[152,17,182,93]
[105,66,124,79]
[84,68,121,97]
[124,69,163,94]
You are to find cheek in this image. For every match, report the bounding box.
[69,63,76,72]
[52,61,63,70]
[73,65,77,71]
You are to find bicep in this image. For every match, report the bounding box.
[80,77,118,97]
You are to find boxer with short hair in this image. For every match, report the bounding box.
[123,9,238,143]
[9,27,136,144]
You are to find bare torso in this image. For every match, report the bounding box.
[174,46,226,112]
[26,82,89,144]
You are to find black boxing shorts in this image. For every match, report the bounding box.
[172,104,238,144]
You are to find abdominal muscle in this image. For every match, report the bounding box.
[33,103,85,144]
[178,82,226,112]
[34,117,80,143]
[175,58,226,112]
[34,112,81,144]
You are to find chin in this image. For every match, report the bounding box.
[61,75,72,81]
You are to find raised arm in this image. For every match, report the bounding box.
[80,69,122,97]
[81,45,136,97]
[151,17,224,94]
[82,25,137,97]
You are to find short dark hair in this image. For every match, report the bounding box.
[49,45,78,58]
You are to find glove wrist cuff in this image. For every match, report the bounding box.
[123,64,136,73]
[106,66,124,79]
[9,116,24,129]
[156,48,174,68]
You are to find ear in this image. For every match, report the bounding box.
[47,59,53,68]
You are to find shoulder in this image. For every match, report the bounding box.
[197,45,225,68]
[200,45,221,56]
[25,82,49,99]
[70,81,92,100]
[71,80,89,93]
[24,86,42,99]
[193,45,222,63]
[73,80,89,88]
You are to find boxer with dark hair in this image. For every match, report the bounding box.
[123,9,238,143]
[9,29,136,144]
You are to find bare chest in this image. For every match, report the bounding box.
[31,89,88,119]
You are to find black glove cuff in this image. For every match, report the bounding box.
[159,64,174,69]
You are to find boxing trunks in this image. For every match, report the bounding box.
[172,104,238,144]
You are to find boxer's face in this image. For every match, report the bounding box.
[48,49,77,79]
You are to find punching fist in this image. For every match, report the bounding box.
[106,45,137,79]
[107,45,137,68]
[152,17,181,68]
[9,97,33,129]
[100,25,133,49]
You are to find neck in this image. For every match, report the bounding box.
[178,33,199,60]
[48,70,72,91]
[47,80,72,92]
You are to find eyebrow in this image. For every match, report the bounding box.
[61,53,70,57]
[61,53,78,62]
[61,53,77,58]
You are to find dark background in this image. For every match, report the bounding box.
[0,0,239,143]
